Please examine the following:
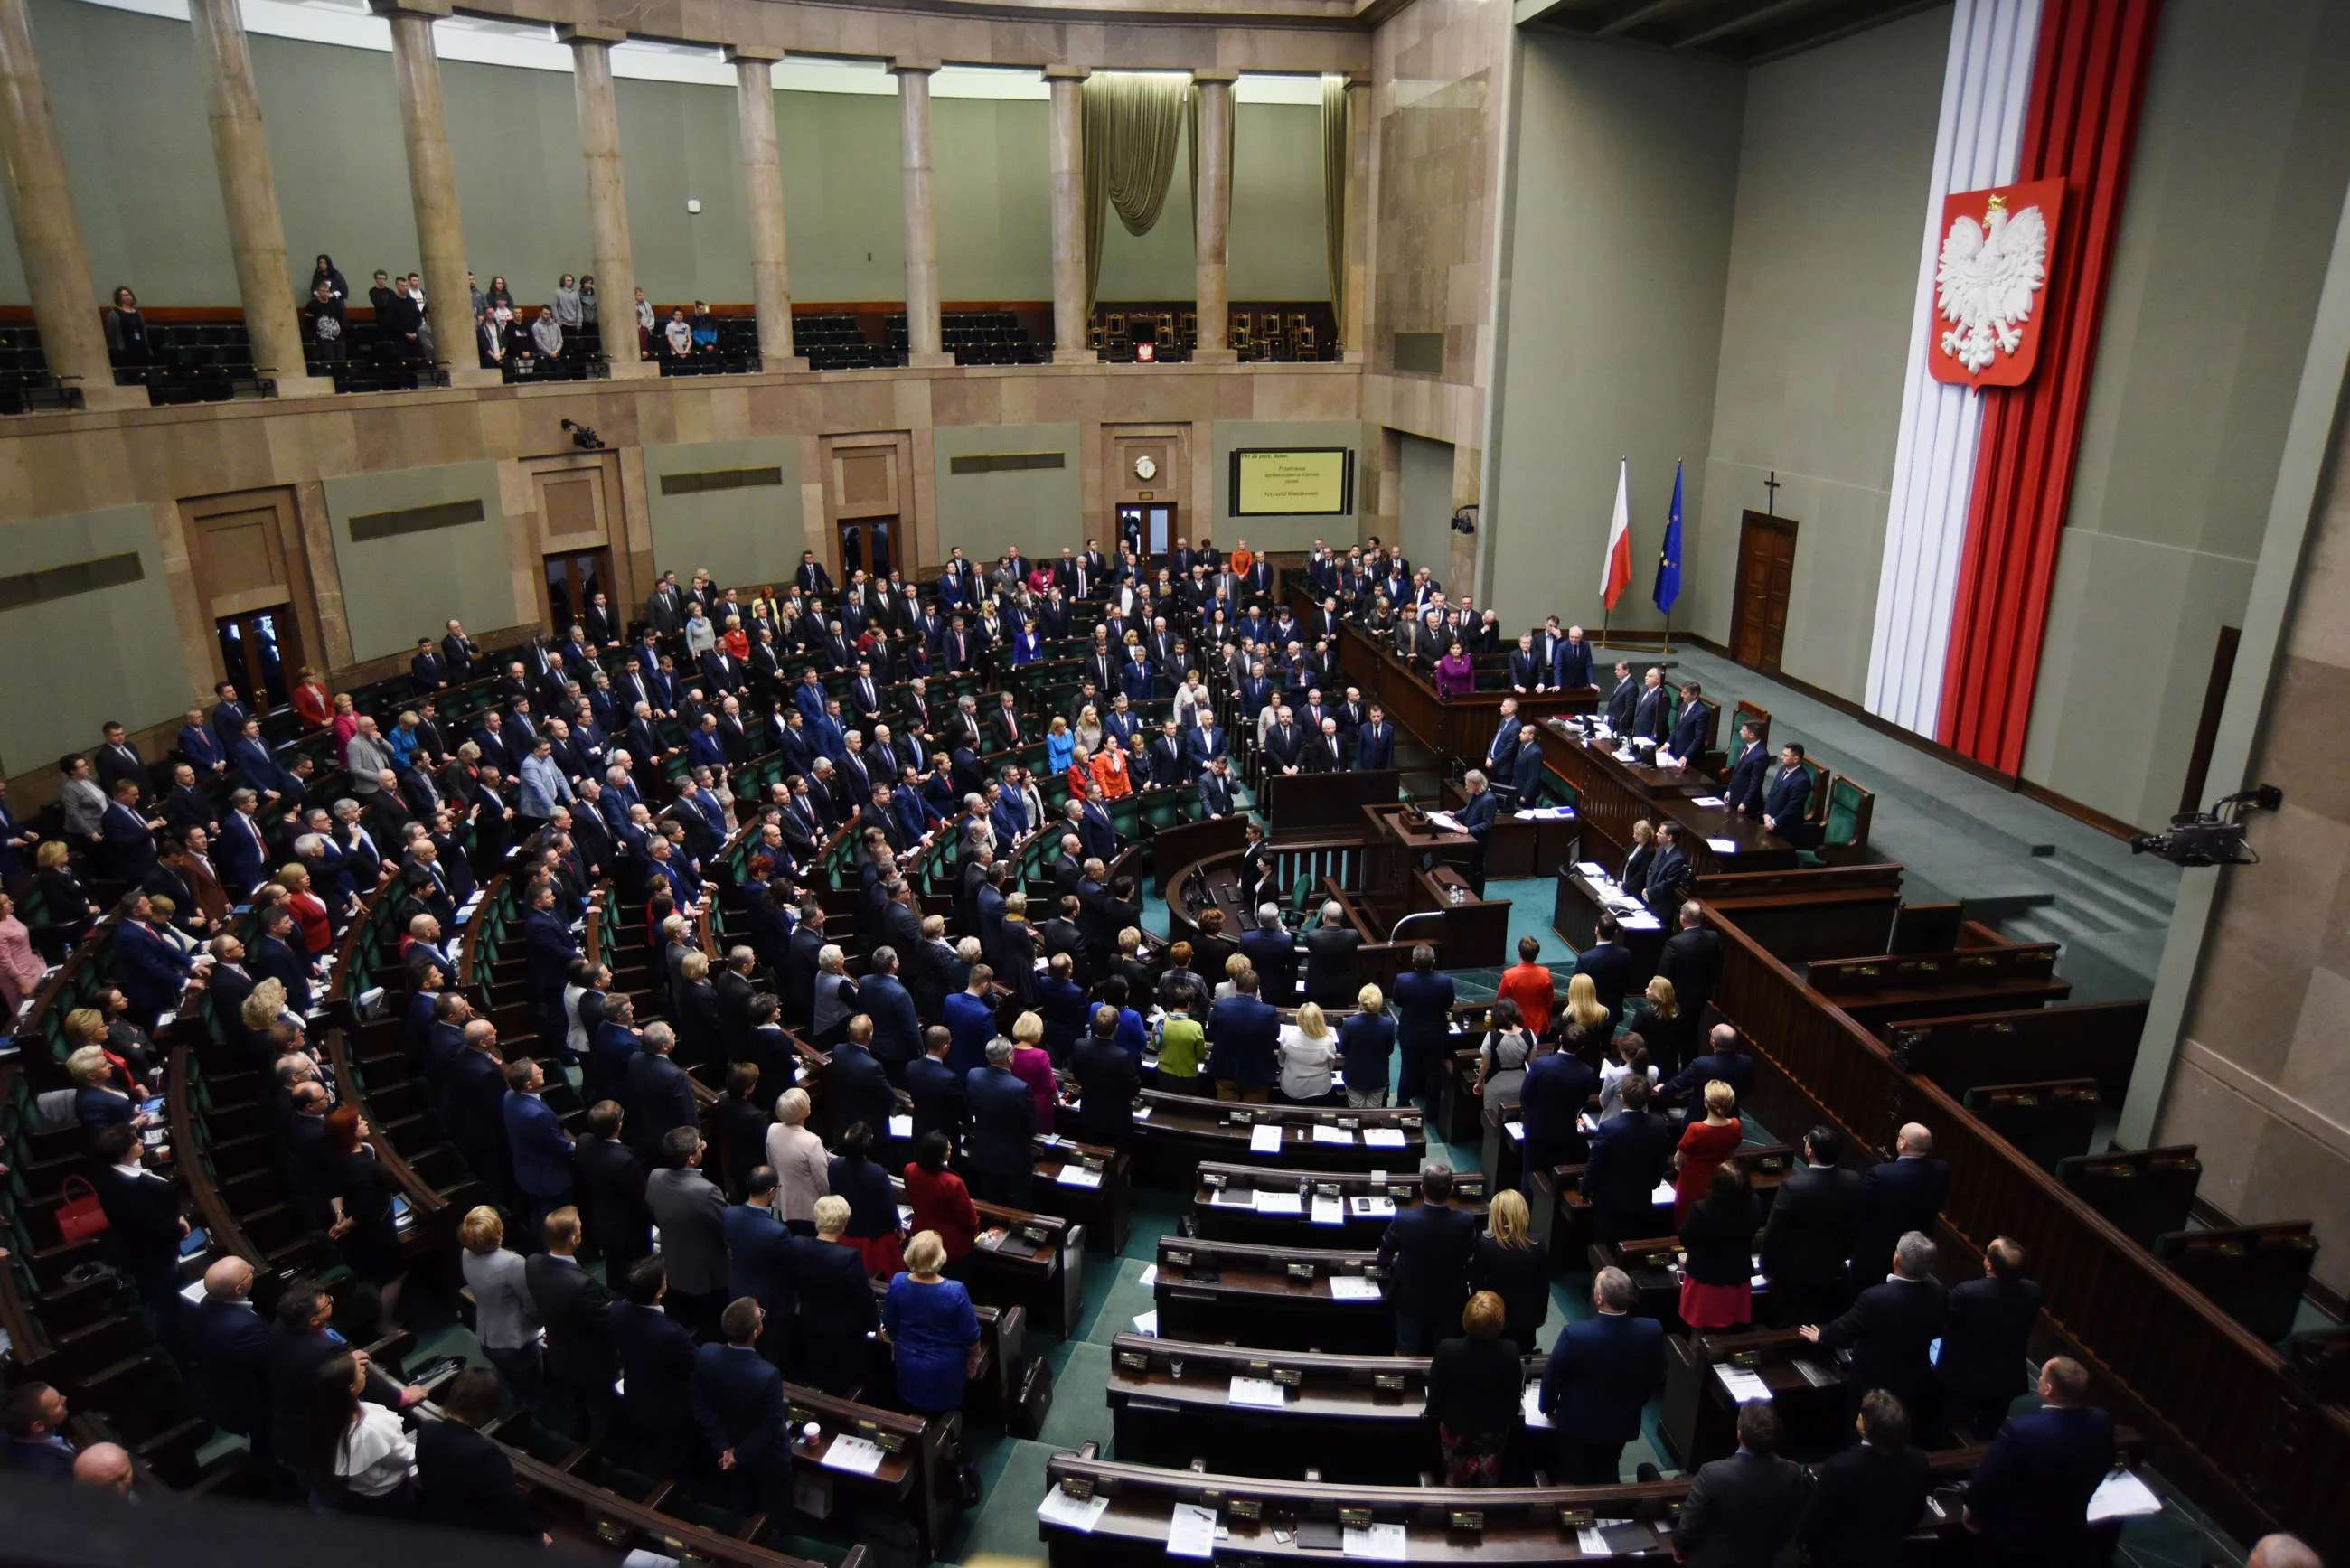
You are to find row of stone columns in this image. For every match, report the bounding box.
[0,0,1362,399]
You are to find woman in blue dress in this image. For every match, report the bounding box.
[883,1231,982,1416]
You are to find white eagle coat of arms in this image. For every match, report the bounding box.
[1928,180,2065,389]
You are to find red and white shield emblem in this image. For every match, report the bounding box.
[1928,176,2065,389]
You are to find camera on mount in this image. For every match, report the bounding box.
[2129,784,2281,867]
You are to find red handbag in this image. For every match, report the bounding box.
[55,1176,110,1245]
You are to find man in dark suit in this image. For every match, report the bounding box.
[92,1123,186,1340]
[625,1024,699,1167]
[1667,681,1709,763]
[1,1383,77,1479]
[965,1038,1039,1207]
[1631,666,1672,742]
[1644,821,1694,919]
[1762,742,1812,841]
[416,1370,547,1540]
[1801,1230,1949,1428]
[183,1257,274,1460]
[1961,1357,2115,1568]
[1670,1400,1816,1568]
[1071,1006,1142,1150]
[1656,901,1722,1024]
[1376,1162,1479,1354]
[575,1101,652,1282]
[1799,1389,1932,1568]
[1659,1025,1754,1111]
[526,1207,617,1441]
[1722,721,1769,816]
[907,1028,965,1148]
[607,1257,701,1470]
[266,1280,418,1476]
[1936,1235,2042,1440]
[827,1017,896,1142]
[858,947,923,1073]
[1238,909,1298,1006]
[1850,1122,1950,1281]
[1355,704,1396,771]
[1604,661,1638,733]
[1537,1266,1664,1482]
[693,1298,794,1520]
[1760,1125,1862,1328]
[646,1128,730,1335]
[1572,913,1635,1024]
[1519,1038,1599,1188]
[1582,1076,1676,1242]
[1301,902,1362,1007]
[1457,768,1499,896]
[1206,969,1281,1103]
[1553,623,1595,690]
[724,1169,797,1365]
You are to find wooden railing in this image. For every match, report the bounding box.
[1704,902,2350,1559]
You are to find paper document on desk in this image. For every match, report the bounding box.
[821,1435,888,1475]
[1341,1524,1407,1561]
[1132,1106,1152,1121]
[1133,1310,1159,1336]
[1311,1196,1345,1225]
[1425,811,1464,833]
[1229,1376,1287,1407]
[1312,1124,1357,1145]
[1039,1488,1112,1533]
[1166,1501,1220,1558]
[1522,1384,1551,1429]
[1249,1124,1284,1155]
[1362,1128,1408,1149]
[621,1552,680,1568]
[1714,1365,1774,1404]
[1689,795,1725,808]
[1706,837,1739,854]
[1210,1188,1257,1209]
[2087,1469,2162,1522]
[1329,1274,1383,1301]
[1574,862,1610,880]
[1255,1190,1303,1216]
[1057,1166,1104,1188]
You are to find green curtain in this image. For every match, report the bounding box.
[1322,75,1349,343]
[1083,72,1189,317]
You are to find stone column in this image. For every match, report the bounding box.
[188,0,329,396]
[563,26,653,379]
[891,60,950,368]
[0,0,141,408]
[1046,64,1090,366]
[727,45,794,367]
[373,0,494,385]
[1343,75,1373,365]
[1191,70,1236,363]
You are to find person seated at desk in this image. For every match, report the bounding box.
[1671,1079,1744,1224]
[1427,1291,1524,1487]
[1541,1267,1666,1488]
[1800,1389,1932,1568]
[1670,1400,1815,1568]
[1960,1357,2115,1568]
[1678,1161,1759,1333]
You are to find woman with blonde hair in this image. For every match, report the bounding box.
[1074,704,1104,756]
[1472,1189,1549,1348]
[1277,1001,1340,1104]
[797,1195,880,1392]
[1215,951,1255,1001]
[764,1087,830,1229]
[282,864,331,958]
[331,691,361,767]
[1340,983,1396,1107]
[242,976,292,1042]
[0,891,44,1015]
[1562,972,1611,1035]
[1622,974,1697,1078]
[883,1230,982,1416]
[1006,1009,1057,1131]
[458,1205,541,1404]
[68,1041,145,1134]
[1622,819,1657,894]
[1046,714,1075,778]
[1672,1079,1744,1222]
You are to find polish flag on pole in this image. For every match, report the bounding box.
[1600,459,1633,610]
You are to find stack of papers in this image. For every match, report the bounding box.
[1038,1489,1112,1533]
[1342,1524,1407,1561]
[1363,1128,1409,1149]
[1057,1166,1104,1188]
[1714,1365,1775,1404]
[1312,1124,1357,1145]
[1425,811,1464,833]
[1249,1124,1284,1155]
[1229,1376,1287,1407]
[821,1435,888,1475]
[888,1114,913,1138]
[1521,1385,1550,1428]
[2087,1470,2162,1523]
[1132,1310,1160,1336]
[1689,795,1725,808]
[1329,1275,1383,1301]
[1167,1502,1220,1558]
[1311,1196,1346,1225]
[1706,836,1740,854]
[1255,1191,1303,1216]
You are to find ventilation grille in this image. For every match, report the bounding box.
[0,551,145,612]
[347,498,487,542]
[659,466,786,497]
[948,451,1067,476]
[1391,332,1445,376]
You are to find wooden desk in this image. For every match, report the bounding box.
[785,1385,958,1553]
[1030,1134,1133,1254]
[1156,1235,1394,1353]
[1131,1090,1427,1182]
[1659,1328,1851,1469]
[1551,864,1666,982]
[1536,720,1799,876]
[1189,1163,1488,1247]
[1261,768,1401,835]
[893,1175,1084,1337]
[1587,1234,1777,1335]
[1151,812,1253,897]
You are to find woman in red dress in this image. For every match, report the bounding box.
[902,1131,982,1269]
[1672,1078,1744,1222]
[292,667,334,731]
[1678,1161,1759,1331]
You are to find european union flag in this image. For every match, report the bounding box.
[1653,459,1684,615]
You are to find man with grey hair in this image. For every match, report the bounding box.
[1800,1229,1947,1432]
[1239,901,1295,1004]
[625,1020,696,1164]
[2247,1537,2321,1568]
[1302,897,1362,1007]
[1851,1121,1950,1282]
[1537,1263,1665,1483]
[344,715,391,796]
[965,1034,1037,1206]
[1456,765,1498,894]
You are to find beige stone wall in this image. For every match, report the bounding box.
[2159,396,2350,1296]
